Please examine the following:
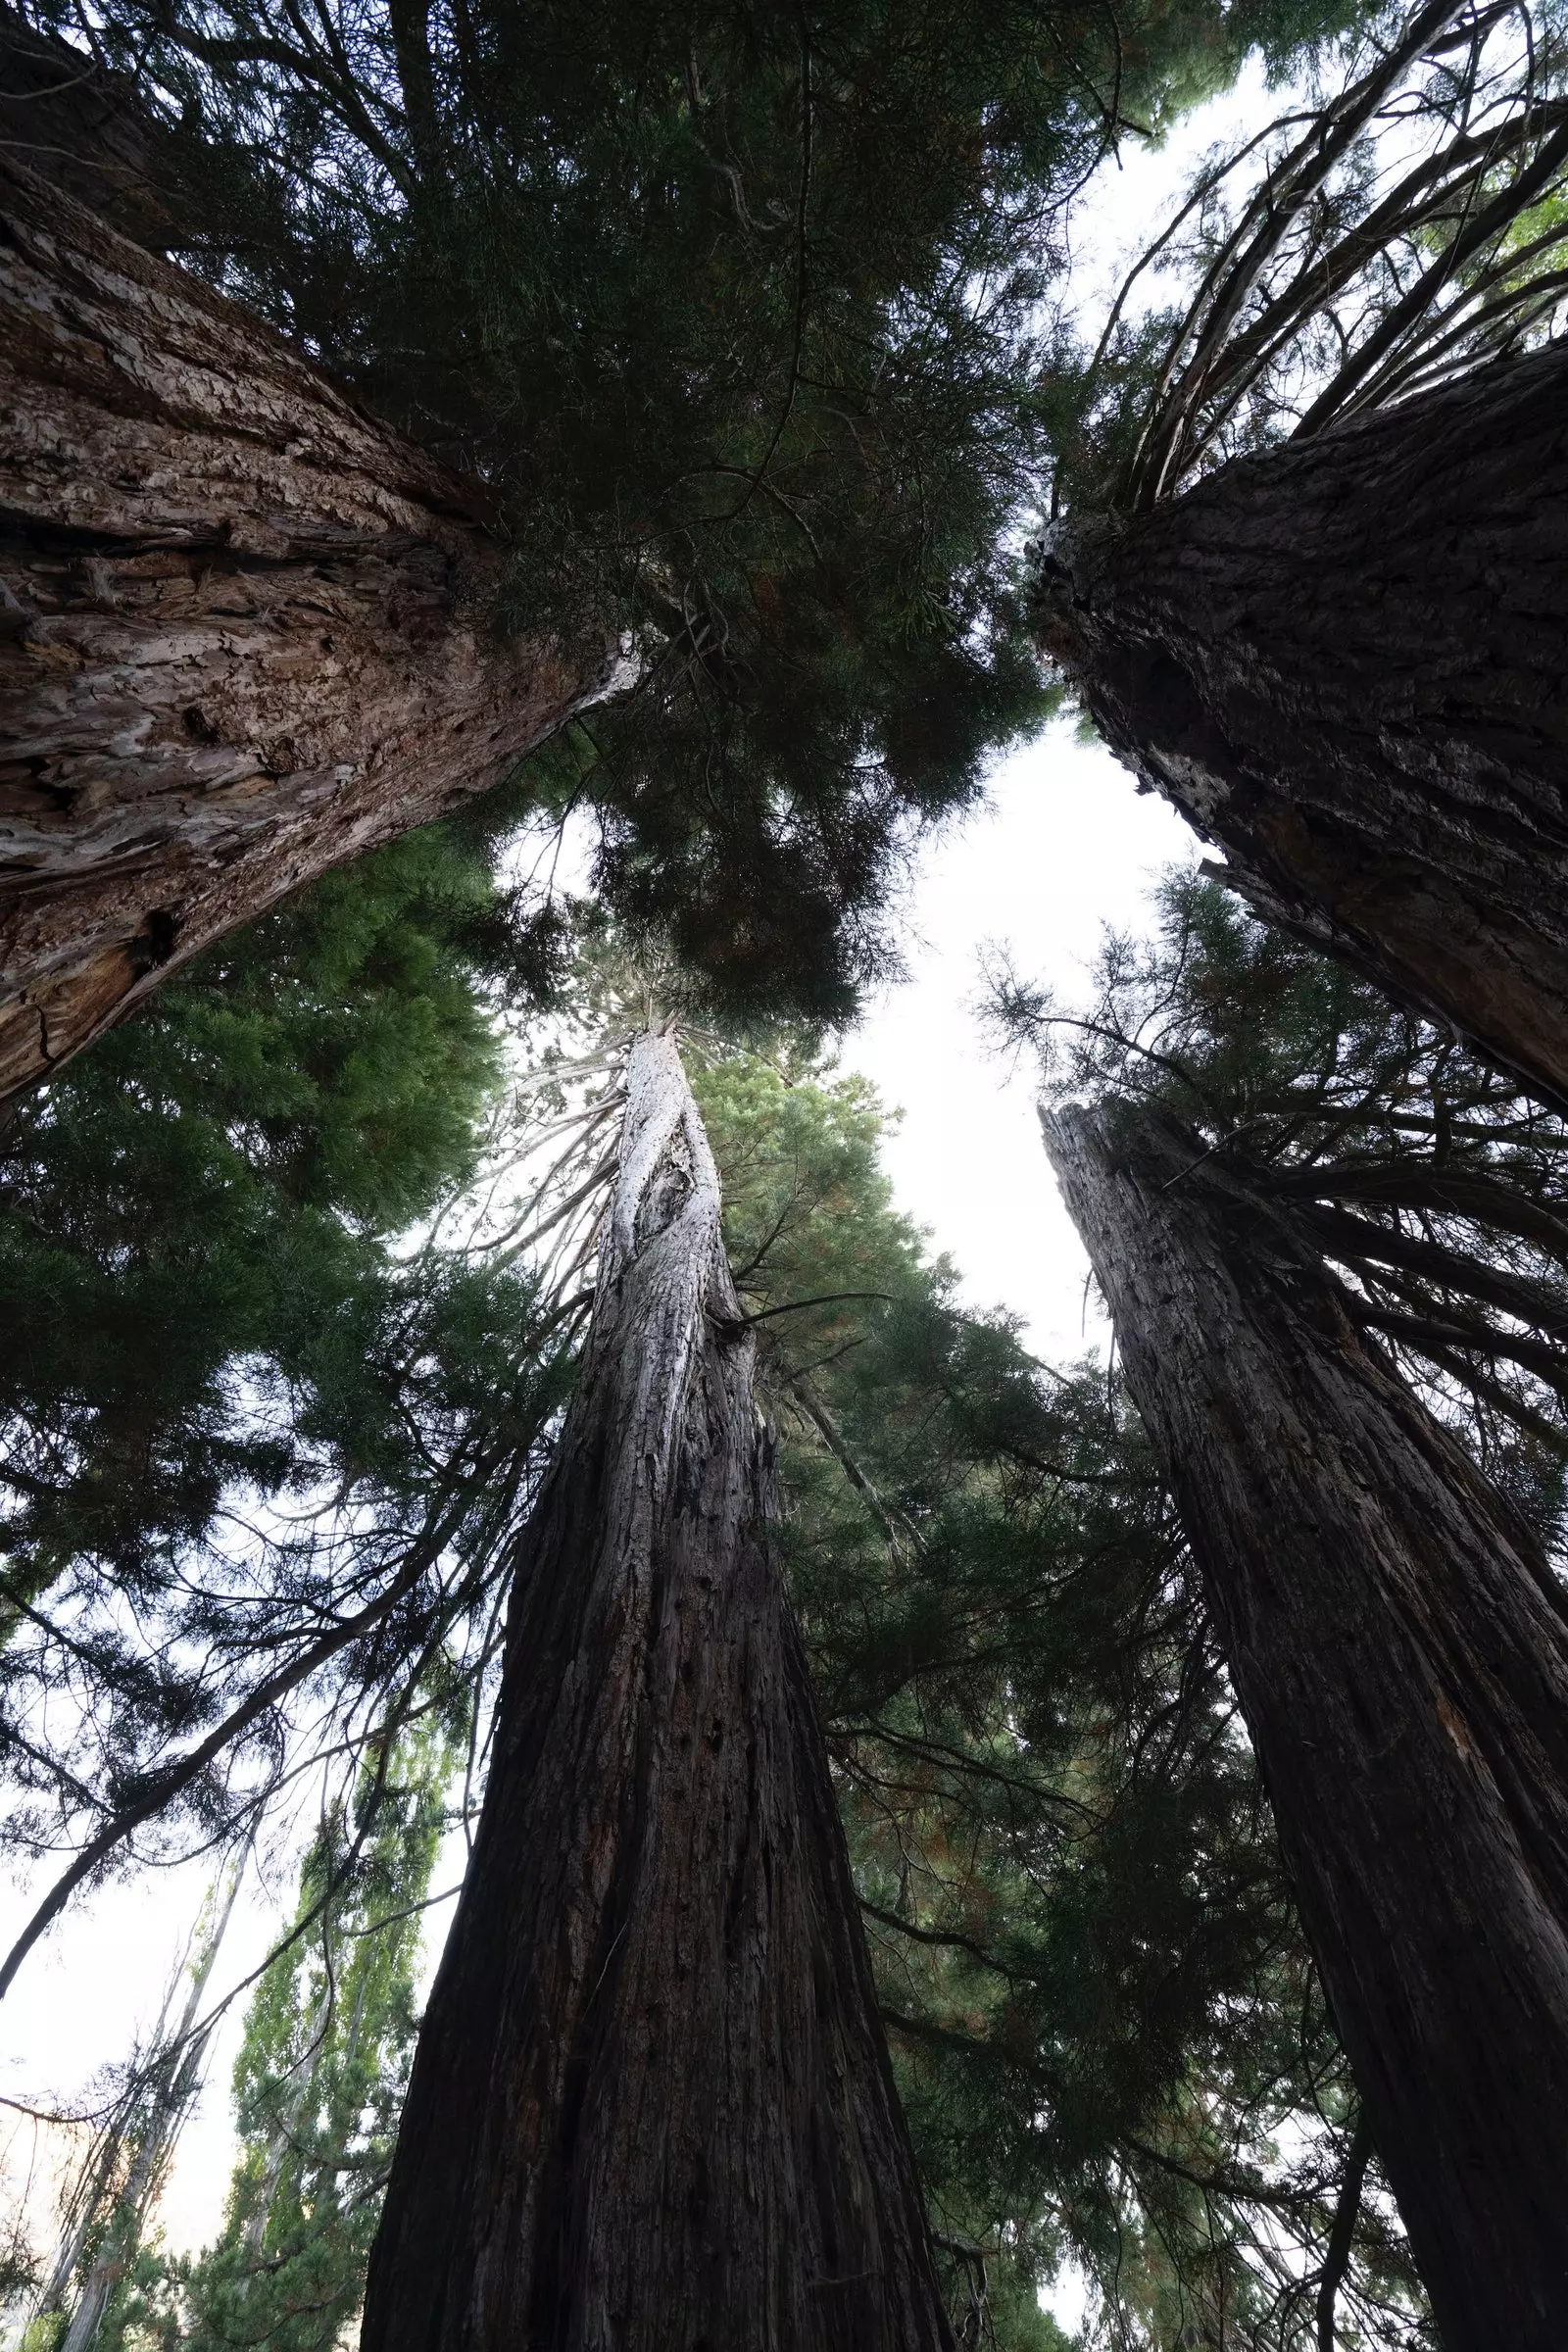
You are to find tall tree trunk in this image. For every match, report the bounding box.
[1042,1100,1568,2352]
[362,1032,952,2352]
[0,151,620,1104]
[1033,343,1568,1110]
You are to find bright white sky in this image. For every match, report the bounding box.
[843,718,1191,1363]
[0,52,1280,2322]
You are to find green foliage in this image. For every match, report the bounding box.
[693,1047,1428,2346]
[172,1734,454,2352]
[31,0,1356,1011]
[0,822,514,1586]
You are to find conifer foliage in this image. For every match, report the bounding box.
[1031,0,1568,1108]
[178,1738,453,2352]
[0,0,1354,1086]
[0,819,523,1591]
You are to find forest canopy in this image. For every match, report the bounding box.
[1,843,1455,2350]
[4,0,1567,2346]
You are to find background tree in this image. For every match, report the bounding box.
[172,1734,454,2352]
[1030,0,1568,1108]
[27,1855,245,2352]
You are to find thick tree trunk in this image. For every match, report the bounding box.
[1033,344,1568,1110]
[0,151,618,1102]
[362,1032,952,2352]
[1042,1101,1568,2352]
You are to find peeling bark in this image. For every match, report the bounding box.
[1033,344,1568,1110]
[0,151,618,1102]
[363,1032,952,2352]
[1042,1100,1568,2351]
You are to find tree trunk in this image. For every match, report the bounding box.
[362,1032,953,2352]
[1041,1100,1568,2352]
[1033,343,1568,1110]
[53,1853,242,2348]
[0,150,620,1104]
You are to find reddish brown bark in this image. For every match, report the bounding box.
[0,149,615,1102]
[1033,344,1568,1111]
[363,1033,953,2352]
[1044,1101,1568,2350]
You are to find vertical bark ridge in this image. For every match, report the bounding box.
[1032,342,1568,1110]
[0,152,618,1102]
[363,1031,952,2352]
[1042,1100,1568,2352]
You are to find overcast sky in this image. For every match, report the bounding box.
[842,719,1191,1362]
[0,53,1276,2303]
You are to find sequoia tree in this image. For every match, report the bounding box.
[1,0,1364,1099]
[361,1027,953,2352]
[0,129,615,1102]
[1033,0,1568,1109]
[1041,1097,1568,2350]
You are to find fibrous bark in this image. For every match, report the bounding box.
[363,1032,952,2352]
[0,149,618,1102]
[1043,1101,1568,2352]
[1033,343,1568,1110]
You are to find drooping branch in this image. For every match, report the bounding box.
[1126,0,1481,503]
[0,1469,480,2001]
[1101,0,1568,505]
